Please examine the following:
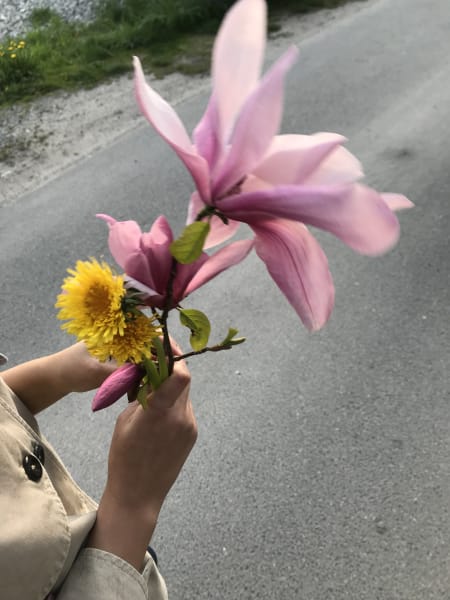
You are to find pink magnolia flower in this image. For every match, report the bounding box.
[97,213,254,308]
[133,0,412,331]
[92,362,143,411]
[92,214,252,411]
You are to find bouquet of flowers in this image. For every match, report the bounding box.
[55,0,412,411]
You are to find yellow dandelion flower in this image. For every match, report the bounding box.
[88,312,161,364]
[10,53,17,59]
[19,41,26,47]
[55,258,126,345]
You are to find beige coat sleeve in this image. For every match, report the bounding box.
[0,377,169,600]
[57,548,168,600]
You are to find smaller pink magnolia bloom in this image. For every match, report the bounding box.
[132,0,413,331]
[97,214,254,308]
[92,362,143,411]
[93,214,252,411]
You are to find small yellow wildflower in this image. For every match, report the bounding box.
[56,258,126,346]
[87,312,161,364]
[10,54,17,59]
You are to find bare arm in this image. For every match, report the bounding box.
[2,342,116,414]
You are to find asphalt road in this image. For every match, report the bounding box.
[1,0,449,598]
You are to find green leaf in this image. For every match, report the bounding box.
[220,327,239,346]
[179,308,211,351]
[220,327,246,347]
[228,336,246,346]
[170,222,210,264]
[152,337,168,382]
[143,357,162,391]
[137,382,149,409]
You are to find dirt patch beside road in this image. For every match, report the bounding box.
[0,1,371,207]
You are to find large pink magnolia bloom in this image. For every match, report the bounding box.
[97,214,254,308]
[133,0,412,330]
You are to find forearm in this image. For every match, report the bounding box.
[2,343,116,415]
[2,351,73,414]
[87,490,160,572]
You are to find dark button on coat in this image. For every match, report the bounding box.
[23,453,43,482]
[32,441,45,464]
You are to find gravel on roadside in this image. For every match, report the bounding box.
[0,0,95,40]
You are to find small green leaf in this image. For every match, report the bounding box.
[220,327,246,347]
[137,382,149,409]
[179,308,211,351]
[170,222,210,264]
[228,336,246,346]
[143,357,162,391]
[220,327,239,346]
[153,337,168,382]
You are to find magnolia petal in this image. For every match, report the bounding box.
[186,190,205,224]
[125,277,161,301]
[253,133,363,186]
[381,193,414,211]
[241,174,274,194]
[303,145,364,186]
[134,57,192,149]
[187,191,240,249]
[92,363,143,411]
[252,219,335,331]
[124,251,158,292]
[213,46,299,199]
[193,94,222,170]
[253,133,348,185]
[172,255,209,304]
[125,277,166,309]
[213,0,267,144]
[219,183,402,256]
[205,216,241,249]
[133,57,210,201]
[140,215,174,293]
[185,238,255,296]
[97,215,142,269]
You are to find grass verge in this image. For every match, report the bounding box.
[0,0,360,107]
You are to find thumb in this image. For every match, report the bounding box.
[151,362,190,409]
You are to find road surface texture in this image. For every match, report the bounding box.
[0,0,449,598]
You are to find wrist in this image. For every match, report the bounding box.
[87,488,160,572]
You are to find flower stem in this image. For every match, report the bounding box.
[195,206,228,225]
[161,258,177,375]
[173,343,234,361]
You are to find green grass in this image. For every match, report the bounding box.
[0,0,360,107]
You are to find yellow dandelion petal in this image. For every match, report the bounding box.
[88,313,161,365]
[55,258,126,345]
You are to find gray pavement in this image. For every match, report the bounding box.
[1,0,450,598]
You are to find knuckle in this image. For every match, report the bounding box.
[186,416,198,441]
[178,370,191,389]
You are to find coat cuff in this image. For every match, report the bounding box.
[56,548,168,600]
